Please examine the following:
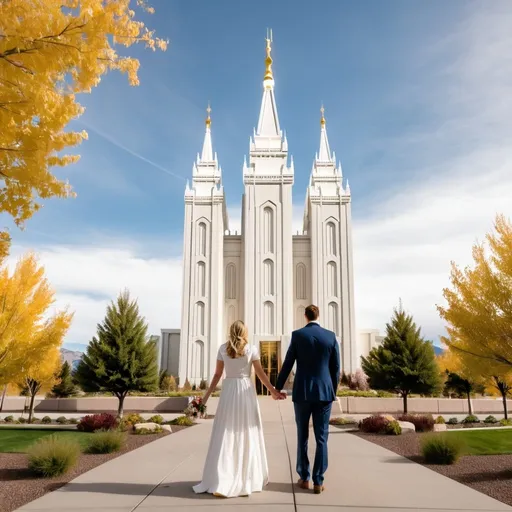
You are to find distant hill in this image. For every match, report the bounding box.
[434,345,445,356]
[60,347,83,370]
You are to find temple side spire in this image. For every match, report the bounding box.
[201,103,214,162]
[256,30,281,138]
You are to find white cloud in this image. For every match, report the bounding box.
[8,245,182,346]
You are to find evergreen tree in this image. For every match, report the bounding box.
[361,304,441,413]
[74,290,158,417]
[52,361,77,398]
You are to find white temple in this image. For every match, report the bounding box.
[159,35,359,389]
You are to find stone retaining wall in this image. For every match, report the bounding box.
[2,396,191,413]
[336,397,512,415]
[2,396,510,415]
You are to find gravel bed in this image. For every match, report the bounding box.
[0,426,189,512]
[357,432,512,507]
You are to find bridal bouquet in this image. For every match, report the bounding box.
[185,396,207,419]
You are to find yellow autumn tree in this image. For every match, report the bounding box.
[0,0,167,236]
[438,214,512,418]
[0,252,73,388]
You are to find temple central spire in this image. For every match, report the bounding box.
[256,29,281,139]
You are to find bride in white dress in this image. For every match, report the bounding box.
[193,320,285,498]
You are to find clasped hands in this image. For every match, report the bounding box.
[272,389,287,400]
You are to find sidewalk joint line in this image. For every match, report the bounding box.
[278,401,298,512]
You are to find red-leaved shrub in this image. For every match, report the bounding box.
[397,414,434,432]
[359,415,390,433]
[77,413,118,432]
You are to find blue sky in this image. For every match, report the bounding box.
[6,0,512,351]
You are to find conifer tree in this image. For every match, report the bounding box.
[361,303,441,413]
[74,290,158,417]
[51,361,77,398]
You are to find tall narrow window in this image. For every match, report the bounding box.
[326,221,337,256]
[197,222,207,256]
[192,340,204,379]
[326,261,337,297]
[263,259,274,296]
[263,301,275,334]
[194,301,205,336]
[225,263,236,299]
[196,261,206,297]
[263,207,274,254]
[296,263,307,299]
[328,301,339,335]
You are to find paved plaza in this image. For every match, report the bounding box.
[16,398,512,512]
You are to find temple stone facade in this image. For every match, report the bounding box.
[159,36,360,387]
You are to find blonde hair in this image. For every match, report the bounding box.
[226,320,249,359]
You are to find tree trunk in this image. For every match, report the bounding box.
[467,392,473,416]
[402,393,408,414]
[28,390,36,423]
[0,385,7,412]
[502,391,508,420]
[117,393,126,418]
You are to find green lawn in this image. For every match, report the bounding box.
[449,429,512,455]
[0,428,94,453]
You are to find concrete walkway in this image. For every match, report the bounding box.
[16,398,511,512]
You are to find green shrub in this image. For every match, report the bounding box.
[199,379,208,390]
[27,436,80,477]
[134,426,163,435]
[4,415,14,423]
[17,417,27,424]
[56,416,68,424]
[86,431,125,454]
[123,413,144,426]
[483,415,498,424]
[41,416,52,424]
[170,415,194,427]
[31,417,41,424]
[499,418,512,426]
[435,416,446,424]
[421,434,464,465]
[148,415,164,425]
[329,417,357,426]
[447,417,459,425]
[68,418,79,425]
[462,414,480,424]
[384,420,402,436]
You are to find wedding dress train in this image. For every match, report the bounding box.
[193,344,269,497]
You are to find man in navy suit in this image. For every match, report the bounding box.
[275,304,340,494]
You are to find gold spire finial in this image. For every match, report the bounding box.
[264,28,274,83]
[320,105,326,127]
[205,102,211,128]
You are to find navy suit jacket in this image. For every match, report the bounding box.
[276,322,340,403]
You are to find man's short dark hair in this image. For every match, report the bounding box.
[305,305,319,322]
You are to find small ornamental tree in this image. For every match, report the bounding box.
[361,303,441,413]
[74,290,158,417]
[51,361,77,398]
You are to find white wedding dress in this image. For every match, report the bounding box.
[193,343,269,497]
